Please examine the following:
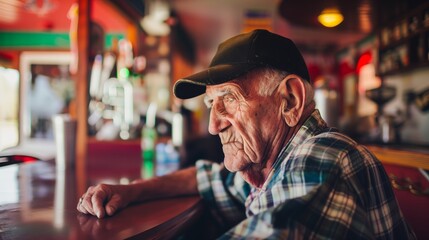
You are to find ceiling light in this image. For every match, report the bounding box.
[140,16,170,36]
[318,7,344,28]
[140,0,170,36]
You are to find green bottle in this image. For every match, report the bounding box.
[141,126,157,179]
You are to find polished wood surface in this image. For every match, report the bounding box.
[366,145,429,170]
[0,160,204,239]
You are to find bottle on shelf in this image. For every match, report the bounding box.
[141,102,157,178]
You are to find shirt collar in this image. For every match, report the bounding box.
[260,109,328,191]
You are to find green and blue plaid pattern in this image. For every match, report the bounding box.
[196,110,415,239]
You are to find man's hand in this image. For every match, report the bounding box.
[76,167,198,218]
[77,184,133,218]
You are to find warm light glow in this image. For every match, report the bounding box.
[318,8,344,28]
[140,0,171,36]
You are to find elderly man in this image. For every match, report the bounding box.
[77,29,415,239]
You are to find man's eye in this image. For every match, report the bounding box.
[223,95,235,103]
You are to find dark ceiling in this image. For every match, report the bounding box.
[278,0,377,33]
[118,0,429,28]
[278,0,429,33]
[112,0,376,33]
[109,0,429,51]
[111,0,429,33]
[110,0,378,32]
[110,0,379,32]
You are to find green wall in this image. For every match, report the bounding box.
[0,32,124,49]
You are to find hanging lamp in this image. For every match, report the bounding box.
[318,7,344,27]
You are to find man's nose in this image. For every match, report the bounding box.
[208,107,229,135]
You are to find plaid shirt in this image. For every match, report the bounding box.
[196,110,415,239]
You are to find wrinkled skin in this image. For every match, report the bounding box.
[77,167,198,219]
[77,70,313,218]
[204,72,308,187]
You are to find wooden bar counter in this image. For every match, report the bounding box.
[365,144,429,239]
[0,158,204,239]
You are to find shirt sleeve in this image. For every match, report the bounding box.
[196,160,249,229]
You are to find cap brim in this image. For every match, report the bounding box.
[174,63,259,99]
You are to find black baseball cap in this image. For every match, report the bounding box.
[173,29,310,99]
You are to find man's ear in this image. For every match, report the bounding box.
[278,75,306,127]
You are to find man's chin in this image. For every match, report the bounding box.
[224,164,239,173]
[224,160,251,173]
[238,166,267,187]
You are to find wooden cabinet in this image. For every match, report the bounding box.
[377,2,429,76]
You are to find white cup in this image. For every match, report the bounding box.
[52,114,77,171]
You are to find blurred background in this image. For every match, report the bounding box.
[1,1,428,238]
[0,0,428,154]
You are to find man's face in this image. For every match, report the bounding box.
[204,72,283,173]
